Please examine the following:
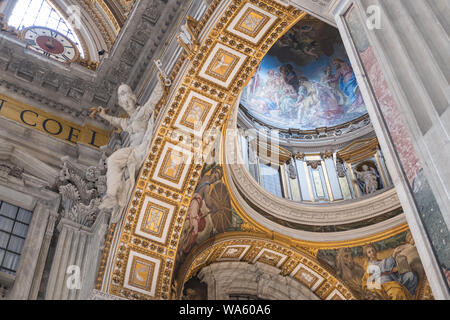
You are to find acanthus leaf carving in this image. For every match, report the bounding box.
[57,156,108,227]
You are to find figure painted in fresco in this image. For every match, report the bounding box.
[336,248,365,298]
[392,232,425,282]
[362,244,418,300]
[273,16,341,65]
[280,64,299,93]
[312,80,344,122]
[179,165,232,258]
[322,65,346,106]
[263,70,279,100]
[241,16,369,130]
[330,58,364,111]
[296,76,318,123]
[291,25,320,60]
[279,83,298,119]
[246,64,261,101]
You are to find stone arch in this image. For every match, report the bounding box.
[197,262,320,300]
[175,234,355,300]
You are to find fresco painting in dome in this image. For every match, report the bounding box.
[241,16,368,130]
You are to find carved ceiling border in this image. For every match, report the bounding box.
[96,0,121,33]
[101,0,307,300]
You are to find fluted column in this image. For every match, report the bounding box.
[79,211,110,300]
[45,219,87,300]
[45,211,110,300]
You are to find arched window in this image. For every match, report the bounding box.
[8,0,84,57]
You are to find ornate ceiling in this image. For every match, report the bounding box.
[0,0,189,130]
[97,0,432,301]
[240,14,369,131]
[99,0,309,300]
[0,0,435,301]
[54,0,140,54]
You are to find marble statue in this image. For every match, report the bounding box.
[355,164,379,194]
[92,73,170,223]
[336,158,347,178]
[288,160,297,180]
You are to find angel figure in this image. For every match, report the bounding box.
[92,73,170,223]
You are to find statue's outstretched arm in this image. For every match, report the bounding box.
[95,107,128,129]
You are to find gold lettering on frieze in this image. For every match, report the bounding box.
[0,94,110,147]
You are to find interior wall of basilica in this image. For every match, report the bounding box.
[0,0,448,301]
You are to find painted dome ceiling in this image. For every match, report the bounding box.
[240,15,368,131]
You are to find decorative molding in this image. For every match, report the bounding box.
[176,234,356,300]
[57,156,108,227]
[337,137,379,163]
[239,106,372,141]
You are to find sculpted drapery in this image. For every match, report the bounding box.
[94,76,168,223]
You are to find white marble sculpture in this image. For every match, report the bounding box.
[355,164,379,194]
[94,74,169,223]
